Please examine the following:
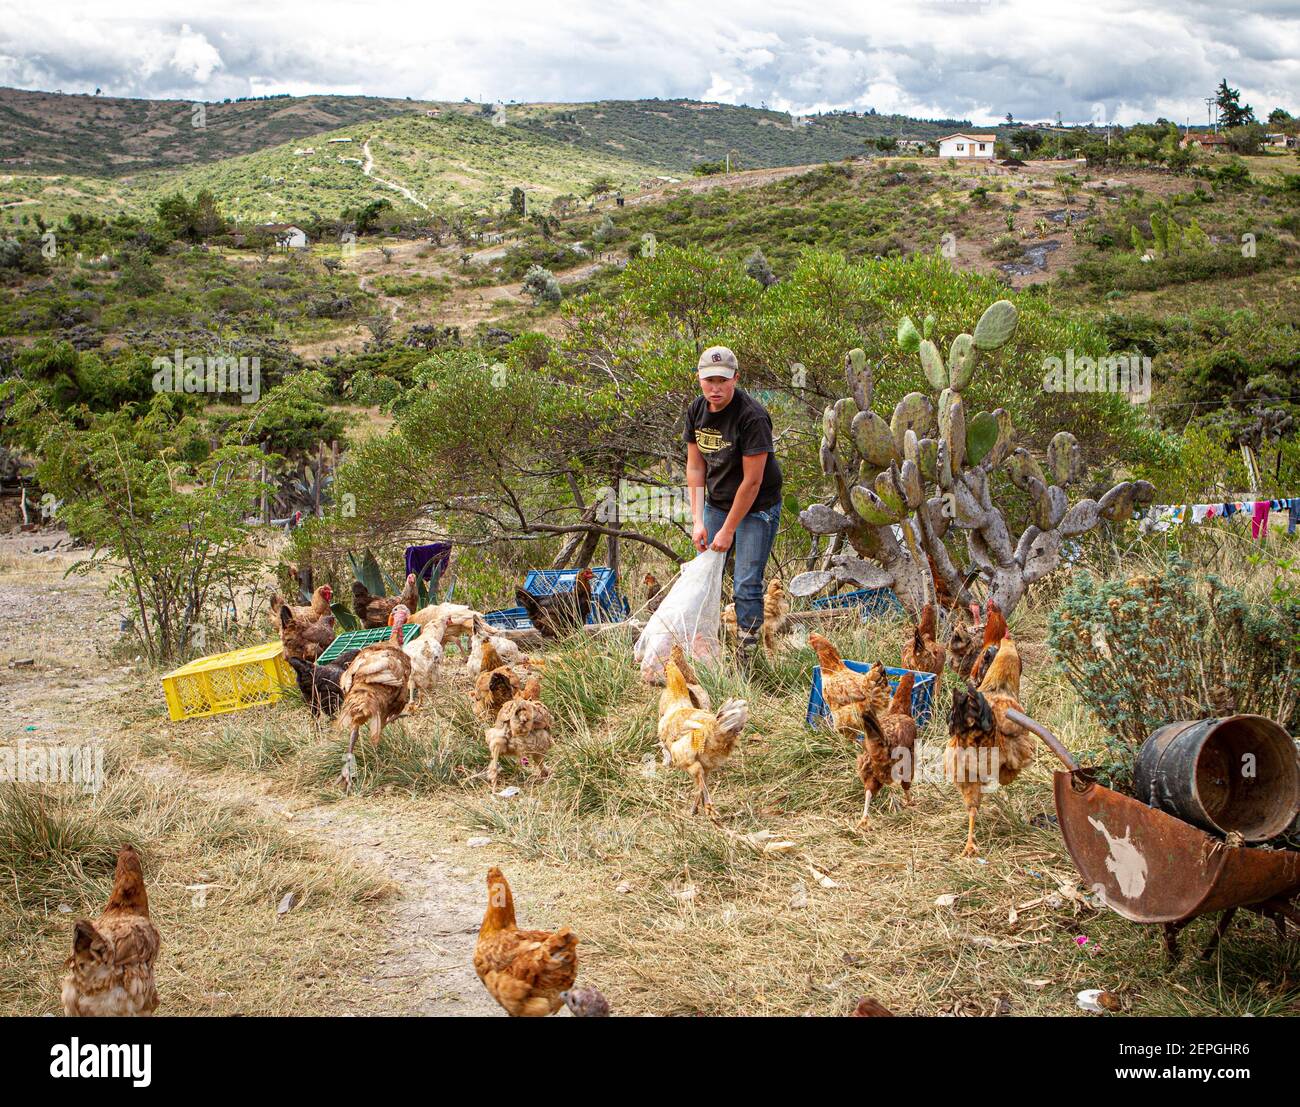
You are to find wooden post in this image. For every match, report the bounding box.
[315,444,324,516]
[259,462,269,525]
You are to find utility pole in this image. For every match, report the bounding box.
[1204,96,1217,134]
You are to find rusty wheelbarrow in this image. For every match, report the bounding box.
[1007,709,1300,961]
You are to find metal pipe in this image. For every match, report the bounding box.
[1004,708,1079,771]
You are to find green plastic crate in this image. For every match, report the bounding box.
[318,624,419,663]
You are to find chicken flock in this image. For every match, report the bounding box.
[65,571,1036,1017]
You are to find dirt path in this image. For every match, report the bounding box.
[139,763,504,1016]
[362,138,430,211]
[0,527,502,1016]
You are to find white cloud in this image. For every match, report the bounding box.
[0,0,1295,123]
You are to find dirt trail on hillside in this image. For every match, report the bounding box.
[0,529,503,1016]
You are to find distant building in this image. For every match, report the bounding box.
[256,224,309,248]
[937,133,995,159]
[896,138,928,152]
[1180,132,1229,149]
[327,136,353,144]
[1264,132,1295,148]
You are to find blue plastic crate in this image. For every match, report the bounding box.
[520,566,629,624]
[482,607,535,632]
[810,587,904,621]
[806,661,937,733]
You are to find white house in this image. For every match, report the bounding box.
[257,223,309,248]
[938,133,996,159]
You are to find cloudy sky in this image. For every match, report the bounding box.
[1,0,1296,126]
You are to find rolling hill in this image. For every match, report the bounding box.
[0,88,982,224]
[0,87,426,173]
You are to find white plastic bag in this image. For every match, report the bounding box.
[634,550,726,682]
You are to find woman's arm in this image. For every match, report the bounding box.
[709,452,767,552]
[686,441,709,551]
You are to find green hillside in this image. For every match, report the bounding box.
[0,89,986,225]
[145,111,669,222]
[504,99,971,170]
[0,87,427,173]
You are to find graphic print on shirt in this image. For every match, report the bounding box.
[694,428,730,455]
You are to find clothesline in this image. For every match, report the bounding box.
[1138,496,1299,538]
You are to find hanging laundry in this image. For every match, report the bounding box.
[1250,500,1270,540]
[405,542,451,582]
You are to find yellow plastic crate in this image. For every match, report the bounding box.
[161,641,297,721]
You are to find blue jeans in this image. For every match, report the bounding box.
[703,500,781,633]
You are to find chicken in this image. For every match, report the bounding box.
[655,644,712,763]
[901,602,945,677]
[516,567,594,638]
[287,648,361,716]
[948,613,979,681]
[808,633,890,746]
[336,606,413,790]
[408,602,489,652]
[944,636,1034,857]
[665,643,711,710]
[352,573,419,629]
[858,669,916,826]
[761,578,790,654]
[403,634,444,711]
[61,845,160,1017]
[473,639,522,720]
[268,584,333,629]
[643,572,665,615]
[658,658,748,816]
[967,599,1008,685]
[278,600,336,664]
[485,675,555,788]
[721,602,737,642]
[561,985,610,1017]
[853,996,897,1017]
[474,867,578,1017]
[464,630,527,678]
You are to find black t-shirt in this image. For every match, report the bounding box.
[684,388,784,513]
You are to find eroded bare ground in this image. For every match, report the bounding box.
[0,528,505,1016]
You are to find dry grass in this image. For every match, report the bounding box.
[114,570,1300,1017]
[0,749,395,1016]
[5,529,1297,1017]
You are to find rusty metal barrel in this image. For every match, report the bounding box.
[1135,715,1300,842]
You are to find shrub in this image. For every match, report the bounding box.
[522,264,562,305]
[1048,556,1300,791]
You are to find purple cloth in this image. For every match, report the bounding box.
[405,543,451,582]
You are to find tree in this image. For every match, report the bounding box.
[509,187,526,217]
[154,190,226,244]
[522,264,562,305]
[1011,128,1044,154]
[1224,123,1267,155]
[585,176,615,200]
[744,247,776,287]
[8,390,289,662]
[345,198,392,236]
[1268,107,1293,126]
[1216,78,1256,128]
[874,136,898,152]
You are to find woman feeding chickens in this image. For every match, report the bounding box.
[685,346,784,664]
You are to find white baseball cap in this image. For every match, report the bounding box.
[697,346,738,378]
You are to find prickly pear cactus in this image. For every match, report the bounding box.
[792,299,1155,615]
